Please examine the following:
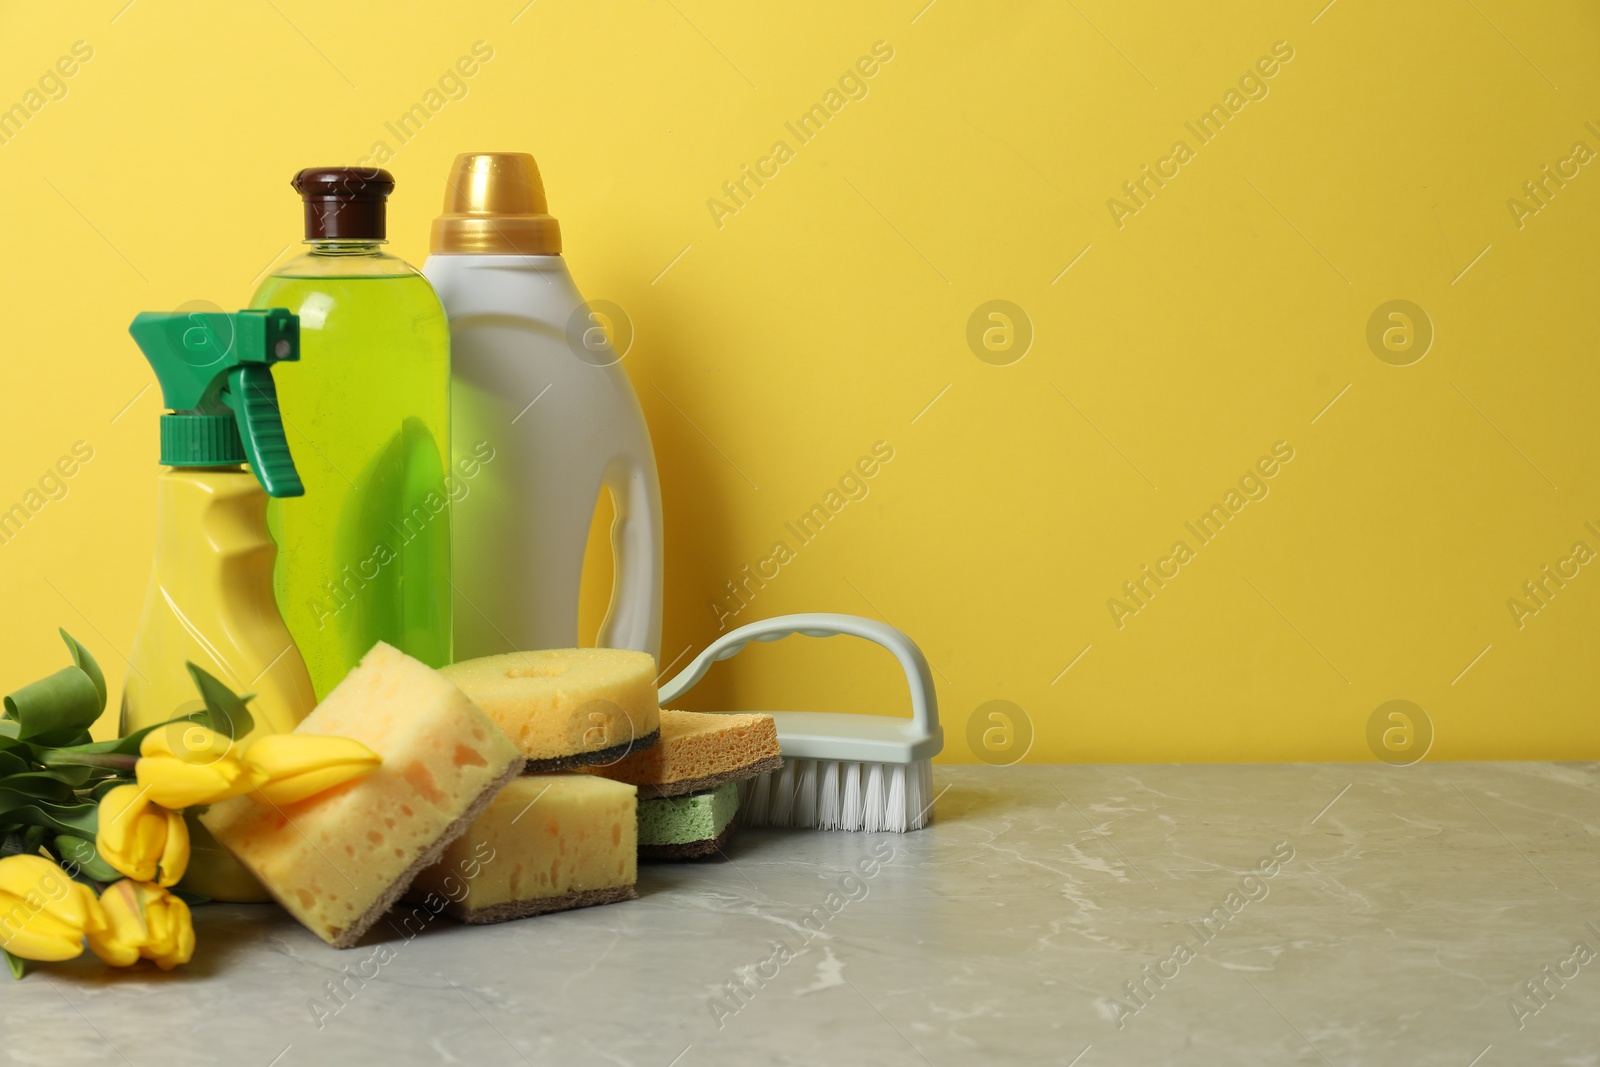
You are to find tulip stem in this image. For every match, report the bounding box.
[41,752,138,771]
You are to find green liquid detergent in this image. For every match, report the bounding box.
[252,168,452,697]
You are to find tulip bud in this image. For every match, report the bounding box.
[136,723,265,809]
[245,734,382,806]
[96,784,190,886]
[88,880,194,971]
[0,855,106,963]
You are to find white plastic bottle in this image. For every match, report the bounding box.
[422,153,663,661]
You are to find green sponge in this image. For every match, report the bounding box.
[637,781,738,860]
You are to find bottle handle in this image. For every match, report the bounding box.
[595,453,663,660]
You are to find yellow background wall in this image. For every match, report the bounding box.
[1,1,1596,763]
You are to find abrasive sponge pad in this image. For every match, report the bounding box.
[637,781,739,861]
[587,709,780,798]
[441,648,660,771]
[204,642,524,949]
[409,774,638,923]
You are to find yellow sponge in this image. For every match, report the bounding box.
[585,709,780,798]
[203,642,524,949]
[440,649,660,770]
[409,774,637,923]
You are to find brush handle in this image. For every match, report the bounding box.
[657,613,940,749]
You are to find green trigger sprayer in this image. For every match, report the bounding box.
[122,308,317,902]
[128,308,304,497]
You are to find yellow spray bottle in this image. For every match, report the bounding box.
[122,308,316,901]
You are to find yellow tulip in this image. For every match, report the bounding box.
[245,733,382,806]
[136,723,264,808]
[95,784,189,887]
[0,855,105,963]
[88,880,194,971]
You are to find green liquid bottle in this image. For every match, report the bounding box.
[251,168,452,697]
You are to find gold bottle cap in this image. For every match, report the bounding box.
[430,152,562,255]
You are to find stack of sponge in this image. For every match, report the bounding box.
[426,647,660,916]
[205,644,784,946]
[585,709,781,860]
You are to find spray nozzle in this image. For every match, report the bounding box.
[128,308,304,498]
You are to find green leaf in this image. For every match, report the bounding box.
[0,772,79,802]
[58,630,107,711]
[0,751,28,777]
[4,948,24,980]
[36,721,164,762]
[185,664,255,740]
[169,887,211,907]
[51,834,120,883]
[29,753,135,776]
[0,793,99,837]
[37,765,94,788]
[4,667,102,739]
[22,728,94,752]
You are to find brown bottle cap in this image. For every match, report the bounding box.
[430,153,562,255]
[292,167,395,240]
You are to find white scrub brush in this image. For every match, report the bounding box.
[657,613,943,832]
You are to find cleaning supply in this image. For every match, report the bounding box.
[422,152,663,662]
[204,641,523,949]
[584,709,780,798]
[122,308,317,901]
[441,648,660,770]
[637,782,739,861]
[252,167,453,699]
[658,614,943,832]
[409,775,638,923]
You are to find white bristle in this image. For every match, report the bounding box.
[862,763,887,832]
[743,769,771,826]
[839,762,863,832]
[883,765,907,832]
[770,762,797,825]
[791,760,819,828]
[736,774,758,826]
[818,760,842,829]
[919,760,934,824]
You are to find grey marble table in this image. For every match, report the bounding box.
[8,763,1598,1066]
